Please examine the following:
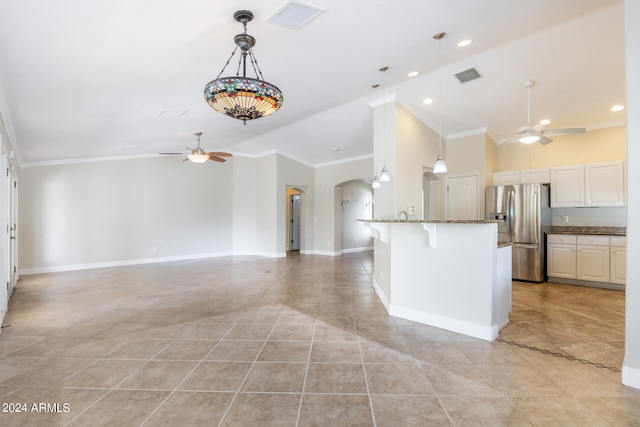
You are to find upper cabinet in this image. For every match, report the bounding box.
[584,161,625,207]
[550,165,584,207]
[492,168,550,186]
[550,161,625,208]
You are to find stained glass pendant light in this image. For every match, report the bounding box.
[204,10,283,125]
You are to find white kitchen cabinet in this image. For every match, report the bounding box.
[584,161,625,207]
[550,161,626,207]
[547,234,577,279]
[576,235,610,283]
[547,234,625,287]
[610,237,627,285]
[521,168,551,184]
[550,165,584,207]
[492,168,550,186]
[492,170,520,186]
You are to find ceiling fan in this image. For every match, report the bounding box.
[160,132,232,163]
[494,79,585,146]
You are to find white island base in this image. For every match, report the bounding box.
[361,220,512,342]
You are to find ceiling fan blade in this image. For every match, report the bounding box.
[208,155,226,162]
[206,152,232,157]
[541,128,585,136]
[495,136,519,146]
[538,135,553,145]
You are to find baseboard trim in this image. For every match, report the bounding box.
[19,250,290,275]
[389,304,498,342]
[622,364,640,390]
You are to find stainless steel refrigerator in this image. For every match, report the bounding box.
[486,183,551,282]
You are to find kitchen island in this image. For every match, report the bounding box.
[360,219,511,341]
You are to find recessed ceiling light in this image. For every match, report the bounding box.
[423,98,433,105]
[332,147,340,152]
[457,39,472,47]
[408,71,419,77]
[539,119,550,125]
[611,105,625,112]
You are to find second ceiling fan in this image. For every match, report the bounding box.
[496,79,585,146]
[160,132,232,163]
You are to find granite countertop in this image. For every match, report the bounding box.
[358,219,503,224]
[546,226,626,236]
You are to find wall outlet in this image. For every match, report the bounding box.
[408,204,416,215]
[562,216,569,223]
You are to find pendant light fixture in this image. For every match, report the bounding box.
[433,32,448,174]
[204,10,283,125]
[379,164,390,182]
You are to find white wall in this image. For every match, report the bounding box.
[395,103,441,219]
[255,154,279,257]
[233,156,258,254]
[19,156,234,273]
[623,0,640,389]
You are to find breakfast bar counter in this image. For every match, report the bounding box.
[359,219,511,341]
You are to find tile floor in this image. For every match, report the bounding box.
[0,252,638,426]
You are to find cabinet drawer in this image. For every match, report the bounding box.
[610,236,627,247]
[577,235,610,246]
[547,234,577,244]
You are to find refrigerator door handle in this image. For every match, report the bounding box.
[508,188,514,240]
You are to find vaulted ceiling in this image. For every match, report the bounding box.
[0,0,625,166]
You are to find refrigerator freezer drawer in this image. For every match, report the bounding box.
[512,243,545,282]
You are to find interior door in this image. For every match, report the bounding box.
[290,194,301,250]
[0,155,8,322]
[446,175,479,220]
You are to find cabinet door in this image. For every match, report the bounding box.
[521,168,551,184]
[492,171,520,186]
[577,245,610,282]
[547,243,577,279]
[584,161,625,207]
[550,165,584,207]
[610,247,626,285]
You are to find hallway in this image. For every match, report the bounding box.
[0,252,637,426]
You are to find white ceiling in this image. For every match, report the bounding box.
[0,0,626,166]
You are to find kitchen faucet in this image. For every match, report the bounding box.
[397,210,408,220]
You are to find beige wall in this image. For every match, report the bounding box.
[495,125,626,171]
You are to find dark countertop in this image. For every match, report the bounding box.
[546,226,626,236]
[359,219,502,224]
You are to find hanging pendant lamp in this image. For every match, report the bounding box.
[433,32,448,174]
[204,10,283,125]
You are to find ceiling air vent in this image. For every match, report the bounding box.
[454,67,483,84]
[267,1,325,29]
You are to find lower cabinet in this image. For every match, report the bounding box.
[547,242,576,279]
[547,234,625,288]
[610,237,627,285]
[576,236,610,283]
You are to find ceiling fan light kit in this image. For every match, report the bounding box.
[204,10,283,125]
